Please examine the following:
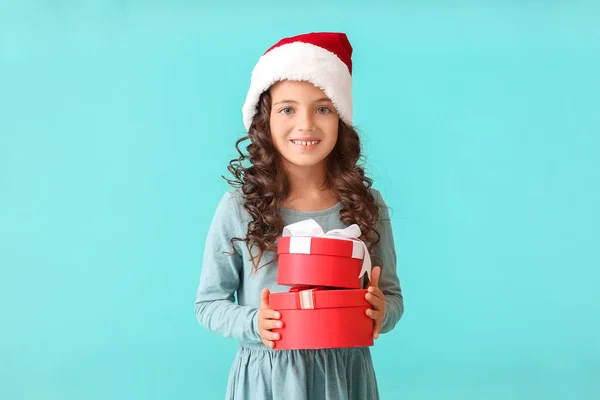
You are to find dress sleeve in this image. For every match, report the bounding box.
[371,190,404,334]
[194,191,262,344]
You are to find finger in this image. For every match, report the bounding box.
[367,266,382,289]
[373,320,383,339]
[366,286,385,310]
[365,292,385,310]
[261,330,281,341]
[260,288,270,310]
[259,309,281,321]
[261,319,283,331]
[262,339,274,348]
[367,287,385,302]
[366,308,384,321]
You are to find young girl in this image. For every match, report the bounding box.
[195,32,404,400]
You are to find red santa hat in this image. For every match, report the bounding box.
[242,32,353,131]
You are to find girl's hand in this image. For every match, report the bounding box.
[258,288,282,348]
[365,266,385,339]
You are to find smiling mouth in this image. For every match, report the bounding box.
[290,139,321,147]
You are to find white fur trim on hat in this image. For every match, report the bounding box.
[242,42,352,131]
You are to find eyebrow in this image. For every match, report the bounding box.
[273,97,332,106]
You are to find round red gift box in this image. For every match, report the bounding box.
[270,288,374,350]
[277,236,365,289]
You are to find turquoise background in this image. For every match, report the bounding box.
[1,1,599,399]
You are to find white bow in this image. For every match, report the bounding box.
[282,219,372,280]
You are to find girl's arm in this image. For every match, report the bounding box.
[194,192,262,344]
[372,190,405,334]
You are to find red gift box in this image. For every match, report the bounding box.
[270,288,374,350]
[277,236,365,289]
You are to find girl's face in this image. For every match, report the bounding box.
[269,80,339,170]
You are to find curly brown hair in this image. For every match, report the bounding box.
[224,89,380,272]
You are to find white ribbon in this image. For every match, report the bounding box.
[298,289,316,309]
[282,218,372,280]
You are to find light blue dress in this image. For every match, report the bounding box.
[195,189,404,400]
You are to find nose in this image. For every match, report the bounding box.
[297,109,316,132]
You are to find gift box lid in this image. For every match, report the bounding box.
[270,288,369,310]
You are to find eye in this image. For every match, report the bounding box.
[279,107,294,115]
[316,106,332,114]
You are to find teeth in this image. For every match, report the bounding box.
[292,140,319,145]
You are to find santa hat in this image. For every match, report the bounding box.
[242,32,353,131]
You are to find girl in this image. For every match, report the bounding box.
[195,32,404,400]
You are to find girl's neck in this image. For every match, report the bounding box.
[282,162,338,211]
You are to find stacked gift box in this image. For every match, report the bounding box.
[270,219,374,350]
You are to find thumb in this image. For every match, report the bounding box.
[368,266,382,288]
[260,288,270,309]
